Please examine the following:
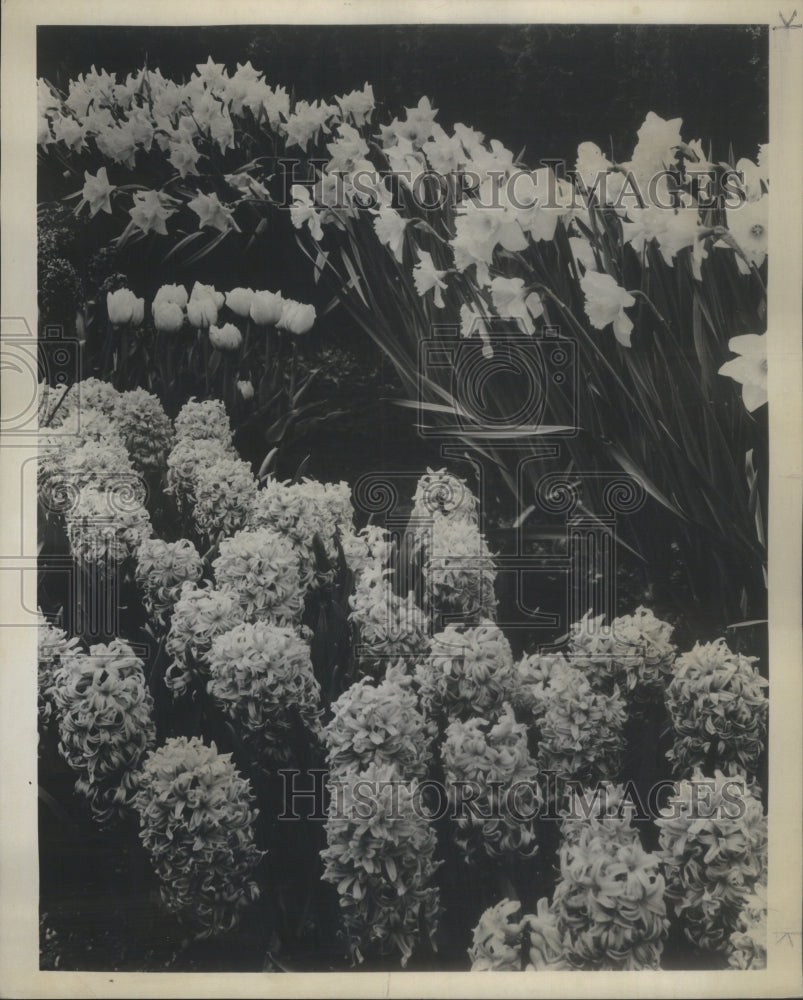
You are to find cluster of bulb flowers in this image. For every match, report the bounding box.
[321,668,441,966]
[656,768,767,954]
[551,803,669,969]
[441,705,541,863]
[38,378,168,568]
[38,61,767,404]
[664,638,769,779]
[568,606,677,701]
[207,621,322,766]
[109,280,316,340]
[35,364,773,969]
[49,638,156,826]
[37,613,83,745]
[133,736,263,937]
[468,898,566,971]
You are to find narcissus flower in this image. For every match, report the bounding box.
[134,736,263,937]
[580,270,636,347]
[718,333,767,413]
[188,191,236,232]
[289,185,324,241]
[412,249,448,309]
[489,276,543,335]
[335,82,375,126]
[373,206,409,263]
[81,166,115,216]
[129,189,175,236]
[720,194,768,272]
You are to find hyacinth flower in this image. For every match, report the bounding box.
[165,435,236,513]
[728,882,767,970]
[416,622,519,727]
[348,563,429,678]
[113,386,175,474]
[173,396,234,445]
[320,759,441,967]
[324,670,431,780]
[507,650,577,727]
[664,638,768,779]
[559,781,642,851]
[248,475,355,591]
[134,537,204,627]
[422,517,498,625]
[212,526,305,625]
[410,467,480,528]
[656,768,767,953]
[207,620,322,765]
[532,662,626,794]
[134,736,263,938]
[568,606,677,700]
[165,582,245,697]
[192,455,259,541]
[65,483,153,568]
[551,824,669,970]
[37,612,83,746]
[468,897,567,971]
[441,705,542,864]
[50,639,156,826]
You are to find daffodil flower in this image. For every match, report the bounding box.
[412,248,448,308]
[81,166,115,217]
[718,333,767,412]
[187,191,237,233]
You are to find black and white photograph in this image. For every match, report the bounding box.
[1,1,801,996]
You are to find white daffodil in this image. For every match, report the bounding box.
[412,249,448,308]
[718,334,767,412]
[580,271,636,347]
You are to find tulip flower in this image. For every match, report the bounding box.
[107,288,144,326]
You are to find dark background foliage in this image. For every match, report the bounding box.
[38,23,768,167]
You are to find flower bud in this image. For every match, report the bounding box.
[226,287,255,318]
[249,290,284,326]
[209,323,243,351]
[107,288,145,326]
[278,299,316,335]
[152,300,184,333]
[237,379,255,400]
